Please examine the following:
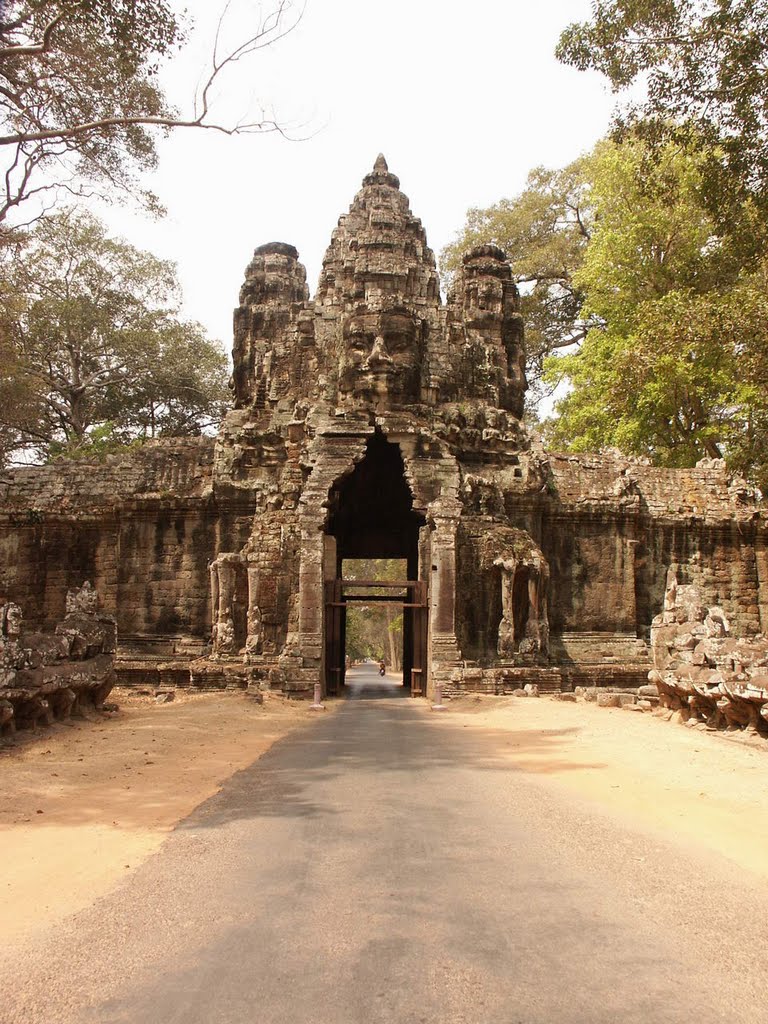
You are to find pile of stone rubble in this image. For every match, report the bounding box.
[566,570,768,739]
[556,685,659,709]
[0,582,116,737]
[646,571,768,737]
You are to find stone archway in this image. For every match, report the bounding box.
[326,432,425,571]
[293,421,464,699]
[322,431,427,694]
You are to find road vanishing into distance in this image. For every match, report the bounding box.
[3,663,767,1023]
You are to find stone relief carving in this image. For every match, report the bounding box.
[1,583,116,734]
[339,307,424,406]
[209,554,242,657]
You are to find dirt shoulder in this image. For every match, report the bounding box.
[444,694,768,880]
[3,688,766,948]
[0,688,330,944]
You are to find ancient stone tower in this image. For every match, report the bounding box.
[206,154,545,695]
[1,156,766,696]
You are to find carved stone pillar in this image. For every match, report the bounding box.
[430,516,461,666]
[496,558,517,658]
[209,561,220,649]
[418,525,432,584]
[623,537,639,631]
[414,525,433,696]
[755,536,768,634]
[323,535,338,583]
[319,534,338,692]
[210,553,241,657]
[297,523,324,667]
[245,561,262,658]
[522,561,549,654]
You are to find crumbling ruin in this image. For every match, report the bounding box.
[1,582,115,735]
[1,156,767,699]
[649,570,768,736]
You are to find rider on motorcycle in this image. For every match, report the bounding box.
[378,660,386,676]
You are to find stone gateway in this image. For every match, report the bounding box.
[2,157,767,698]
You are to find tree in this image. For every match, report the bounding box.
[0,209,229,463]
[0,0,301,223]
[556,1,768,222]
[542,139,768,487]
[342,558,405,670]
[441,149,600,410]
[344,606,372,664]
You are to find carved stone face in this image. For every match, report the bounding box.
[339,309,421,404]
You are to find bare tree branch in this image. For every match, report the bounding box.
[0,1,306,223]
[0,3,80,58]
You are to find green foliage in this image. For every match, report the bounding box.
[556,1,768,222]
[444,0,768,486]
[46,422,144,462]
[342,559,406,669]
[0,209,229,465]
[441,149,601,408]
[542,138,768,489]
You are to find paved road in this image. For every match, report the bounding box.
[3,665,767,1023]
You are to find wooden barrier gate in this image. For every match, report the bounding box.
[323,578,429,697]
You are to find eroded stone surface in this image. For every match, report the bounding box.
[0,583,116,735]
[646,571,768,737]
[1,157,767,698]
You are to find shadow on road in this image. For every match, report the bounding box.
[344,664,410,700]
[176,675,607,831]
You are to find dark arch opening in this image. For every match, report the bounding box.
[325,431,427,693]
[326,431,425,571]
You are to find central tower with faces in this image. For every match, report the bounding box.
[213,155,542,697]
[229,154,528,421]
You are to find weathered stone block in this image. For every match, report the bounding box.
[597,692,621,707]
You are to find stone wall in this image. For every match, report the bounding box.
[1,429,764,696]
[0,440,257,663]
[1,158,767,699]
[545,452,765,639]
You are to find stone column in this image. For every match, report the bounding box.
[754,534,768,634]
[430,515,461,666]
[323,535,338,584]
[210,554,240,657]
[320,534,338,693]
[209,561,219,648]
[496,558,516,658]
[297,523,324,667]
[622,537,639,632]
[417,525,433,696]
[523,562,548,653]
[418,525,432,584]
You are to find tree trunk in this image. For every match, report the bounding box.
[385,604,401,672]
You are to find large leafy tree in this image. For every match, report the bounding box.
[0,0,299,223]
[0,210,229,463]
[543,139,768,488]
[343,559,405,669]
[556,1,768,222]
[441,150,600,410]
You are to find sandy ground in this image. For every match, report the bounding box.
[445,694,768,880]
[0,688,325,944]
[2,687,766,949]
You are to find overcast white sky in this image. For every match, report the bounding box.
[96,0,615,356]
